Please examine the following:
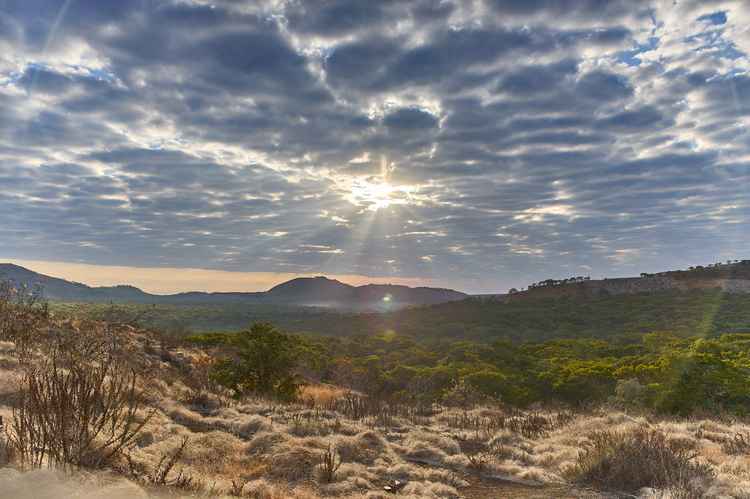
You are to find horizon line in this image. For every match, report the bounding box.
[0,258,463,295]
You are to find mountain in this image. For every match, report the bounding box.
[265,276,467,309]
[0,264,151,302]
[266,276,354,304]
[0,264,467,310]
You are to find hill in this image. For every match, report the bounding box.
[0,263,466,310]
[0,263,150,301]
[366,289,750,341]
[266,277,467,309]
[508,260,750,301]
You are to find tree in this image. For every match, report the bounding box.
[210,322,301,401]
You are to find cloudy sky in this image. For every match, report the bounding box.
[0,0,748,294]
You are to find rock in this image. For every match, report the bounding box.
[383,479,407,493]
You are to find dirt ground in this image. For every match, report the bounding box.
[460,475,606,498]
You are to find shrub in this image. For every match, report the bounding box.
[210,323,301,401]
[614,378,648,407]
[0,427,14,466]
[0,281,48,356]
[721,432,750,455]
[126,436,192,487]
[316,444,342,483]
[7,326,153,470]
[570,427,713,495]
[442,378,486,410]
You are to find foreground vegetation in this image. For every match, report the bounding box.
[3,283,750,497]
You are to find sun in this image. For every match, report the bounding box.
[346,177,415,211]
[351,179,396,210]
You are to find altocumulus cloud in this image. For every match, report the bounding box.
[0,0,749,293]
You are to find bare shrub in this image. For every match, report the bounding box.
[323,391,437,428]
[442,407,574,439]
[0,281,48,356]
[229,478,249,496]
[442,378,486,410]
[7,326,153,470]
[0,422,14,466]
[466,450,490,474]
[570,427,714,496]
[721,432,750,455]
[317,443,342,483]
[126,436,192,487]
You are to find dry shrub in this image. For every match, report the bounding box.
[126,435,191,487]
[0,282,48,355]
[440,407,574,439]
[721,432,750,456]
[316,443,342,483]
[7,326,153,470]
[181,390,225,414]
[0,427,14,466]
[570,426,714,496]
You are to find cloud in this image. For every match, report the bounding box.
[597,106,666,130]
[0,0,747,293]
[499,59,579,95]
[383,107,439,130]
[576,70,633,101]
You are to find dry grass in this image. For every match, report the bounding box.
[4,311,750,498]
[300,384,349,406]
[569,427,714,496]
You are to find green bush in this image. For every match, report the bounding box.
[210,322,301,401]
[614,378,648,407]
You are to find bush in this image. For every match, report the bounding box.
[570,427,713,496]
[7,325,153,470]
[210,323,301,401]
[0,281,48,355]
[316,444,342,483]
[614,378,648,407]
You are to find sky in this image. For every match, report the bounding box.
[0,0,749,294]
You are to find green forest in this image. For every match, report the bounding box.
[187,325,750,416]
[53,288,750,340]
[50,289,750,416]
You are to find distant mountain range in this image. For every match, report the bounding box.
[0,263,467,310]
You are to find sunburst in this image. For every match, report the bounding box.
[347,177,413,211]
